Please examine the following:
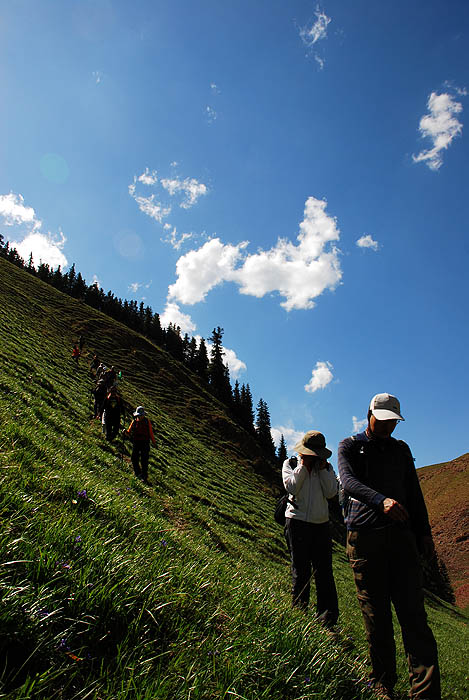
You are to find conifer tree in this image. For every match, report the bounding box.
[208,327,232,404]
[240,383,255,432]
[194,337,209,381]
[277,434,288,464]
[256,398,276,459]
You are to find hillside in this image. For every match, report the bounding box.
[418,454,469,612]
[0,256,468,700]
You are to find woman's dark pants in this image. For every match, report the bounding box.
[285,518,339,626]
[131,441,150,480]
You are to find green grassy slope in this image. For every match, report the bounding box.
[0,257,467,700]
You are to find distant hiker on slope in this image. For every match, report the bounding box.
[93,378,108,419]
[90,354,100,377]
[102,386,123,442]
[72,344,81,366]
[124,406,156,483]
[282,430,339,629]
[338,393,440,700]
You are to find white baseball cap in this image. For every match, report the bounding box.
[369,393,404,421]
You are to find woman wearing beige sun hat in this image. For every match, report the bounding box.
[282,430,339,627]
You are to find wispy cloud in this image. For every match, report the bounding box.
[160,177,208,209]
[352,416,367,433]
[92,70,103,84]
[356,234,379,251]
[167,196,342,312]
[91,274,102,288]
[1,192,68,268]
[304,361,333,393]
[138,168,158,186]
[129,168,208,236]
[413,90,465,171]
[129,190,171,223]
[161,225,194,250]
[299,5,332,69]
[206,105,218,123]
[128,280,152,295]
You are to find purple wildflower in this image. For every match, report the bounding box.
[77,490,87,499]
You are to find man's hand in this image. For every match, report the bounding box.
[381,498,410,523]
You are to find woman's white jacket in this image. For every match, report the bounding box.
[282,457,338,524]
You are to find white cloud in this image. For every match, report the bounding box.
[91,274,102,289]
[210,83,220,94]
[160,301,196,334]
[356,234,379,251]
[234,197,341,311]
[0,193,38,227]
[304,361,333,393]
[271,425,304,452]
[167,196,342,312]
[10,231,67,269]
[168,237,248,304]
[300,7,331,46]
[160,177,208,209]
[1,192,68,269]
[162,226,194,250]
[92,70,103,84]
[352,416,368,433]
[221,347,246,379]
[413,91,464,170]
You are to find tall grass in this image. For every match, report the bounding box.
[0,258,467,699]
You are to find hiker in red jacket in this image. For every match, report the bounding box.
[124,406,156,483]
[72,344,81,366]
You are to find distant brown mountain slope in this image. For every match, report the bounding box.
[418,454,469,610]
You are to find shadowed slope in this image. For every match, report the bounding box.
[419,454,469,611]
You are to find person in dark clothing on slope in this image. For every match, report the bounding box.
[93,379,108,419]
[124,406,156,483]
[102,386,123,442]
[90,355,100,377]
[338,393,440,700]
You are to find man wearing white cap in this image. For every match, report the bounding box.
[338,394,440,700]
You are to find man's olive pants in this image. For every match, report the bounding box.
[347,527,440,699]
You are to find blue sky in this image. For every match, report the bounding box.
[1,0,468,469]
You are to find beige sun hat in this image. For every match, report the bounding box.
[293,430,332,459]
